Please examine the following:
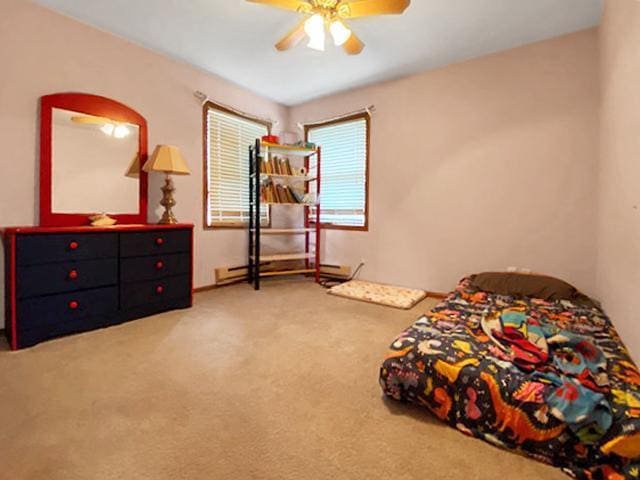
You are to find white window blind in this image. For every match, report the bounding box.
[308,116,368,228]
[206,105,269,226]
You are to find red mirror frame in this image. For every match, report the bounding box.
[39,93,148,227]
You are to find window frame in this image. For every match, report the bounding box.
[304,112,371,232]
[202,100,272,229]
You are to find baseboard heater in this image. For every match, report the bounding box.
[215,263,351,286]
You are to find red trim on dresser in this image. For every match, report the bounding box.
[39,93,149,227]
[9,233,17,350]
[189,227,194,306]
[1,224,193,236]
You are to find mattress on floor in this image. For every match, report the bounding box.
[379,277,640,479]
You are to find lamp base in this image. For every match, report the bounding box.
[158,175,179,225]
[158,211,179,225]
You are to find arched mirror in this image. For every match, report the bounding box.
[40,93,148,226]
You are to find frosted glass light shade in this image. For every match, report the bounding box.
[330,20,351,46]
[304,14,324,37]
[307,34,326,51]
[305,14,325,51]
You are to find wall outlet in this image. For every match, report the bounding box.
[520,268,532,274]
[507,266,518,273]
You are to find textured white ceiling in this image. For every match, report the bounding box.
[33,0,603,105]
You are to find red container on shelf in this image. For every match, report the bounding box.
[262,135,280,144]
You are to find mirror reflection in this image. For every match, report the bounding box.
[51,108,140,214]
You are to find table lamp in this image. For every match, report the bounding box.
[143,145,191,224]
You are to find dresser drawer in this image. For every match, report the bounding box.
[17,233,117,266]
[120,253,190,283]
[120,230,191,258]
[17,313,118,348]
[17,286,119,331]
[17,258,117,299]
[120,275,191,310]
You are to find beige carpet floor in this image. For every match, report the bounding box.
[0,280,566,480]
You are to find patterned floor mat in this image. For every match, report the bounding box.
[328,280,427,309]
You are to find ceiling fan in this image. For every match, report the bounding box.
[246,0,411,55]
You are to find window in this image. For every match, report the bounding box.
[306,113,370,230]
[204,102,269,227]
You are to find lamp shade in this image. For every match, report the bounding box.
[125,153,141,178]
[143,145,191,175]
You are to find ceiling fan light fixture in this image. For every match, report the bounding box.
[250,0,412,55]
[330,20,351,46]
[305,13,326,51]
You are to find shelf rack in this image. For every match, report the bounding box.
[248,141,321,290]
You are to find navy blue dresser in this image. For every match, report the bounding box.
[3,224,193,349]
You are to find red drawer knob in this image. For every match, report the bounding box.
[68,270,79,280]
[156,237,164,246]
[156,261,164,270]
[156,285,164,294]
[69,241,79,250]
[68,300,79,310]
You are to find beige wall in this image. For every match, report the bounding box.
[0,0,289,327]
[1,1,626,346]
[597,0,640,359]
[290,30,601,296]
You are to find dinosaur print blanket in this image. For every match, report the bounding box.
[379,278,640,479]
[484,309,613,442]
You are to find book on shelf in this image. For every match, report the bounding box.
[285,186,296,203]
[276,184,284,203]
[259,155,300,178]
[274,156,293,176]
[290,187,305,203]
[283,158,293,176]
[260,158,270,174]
[263,184,273,203]
[260,180,314,205]
[277,184,290,203]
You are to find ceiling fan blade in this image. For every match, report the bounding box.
[338,0,410,18]
[246,0,311,13]
[275,20,307,51]
[71,115,111,125]
[343,30,364,55]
